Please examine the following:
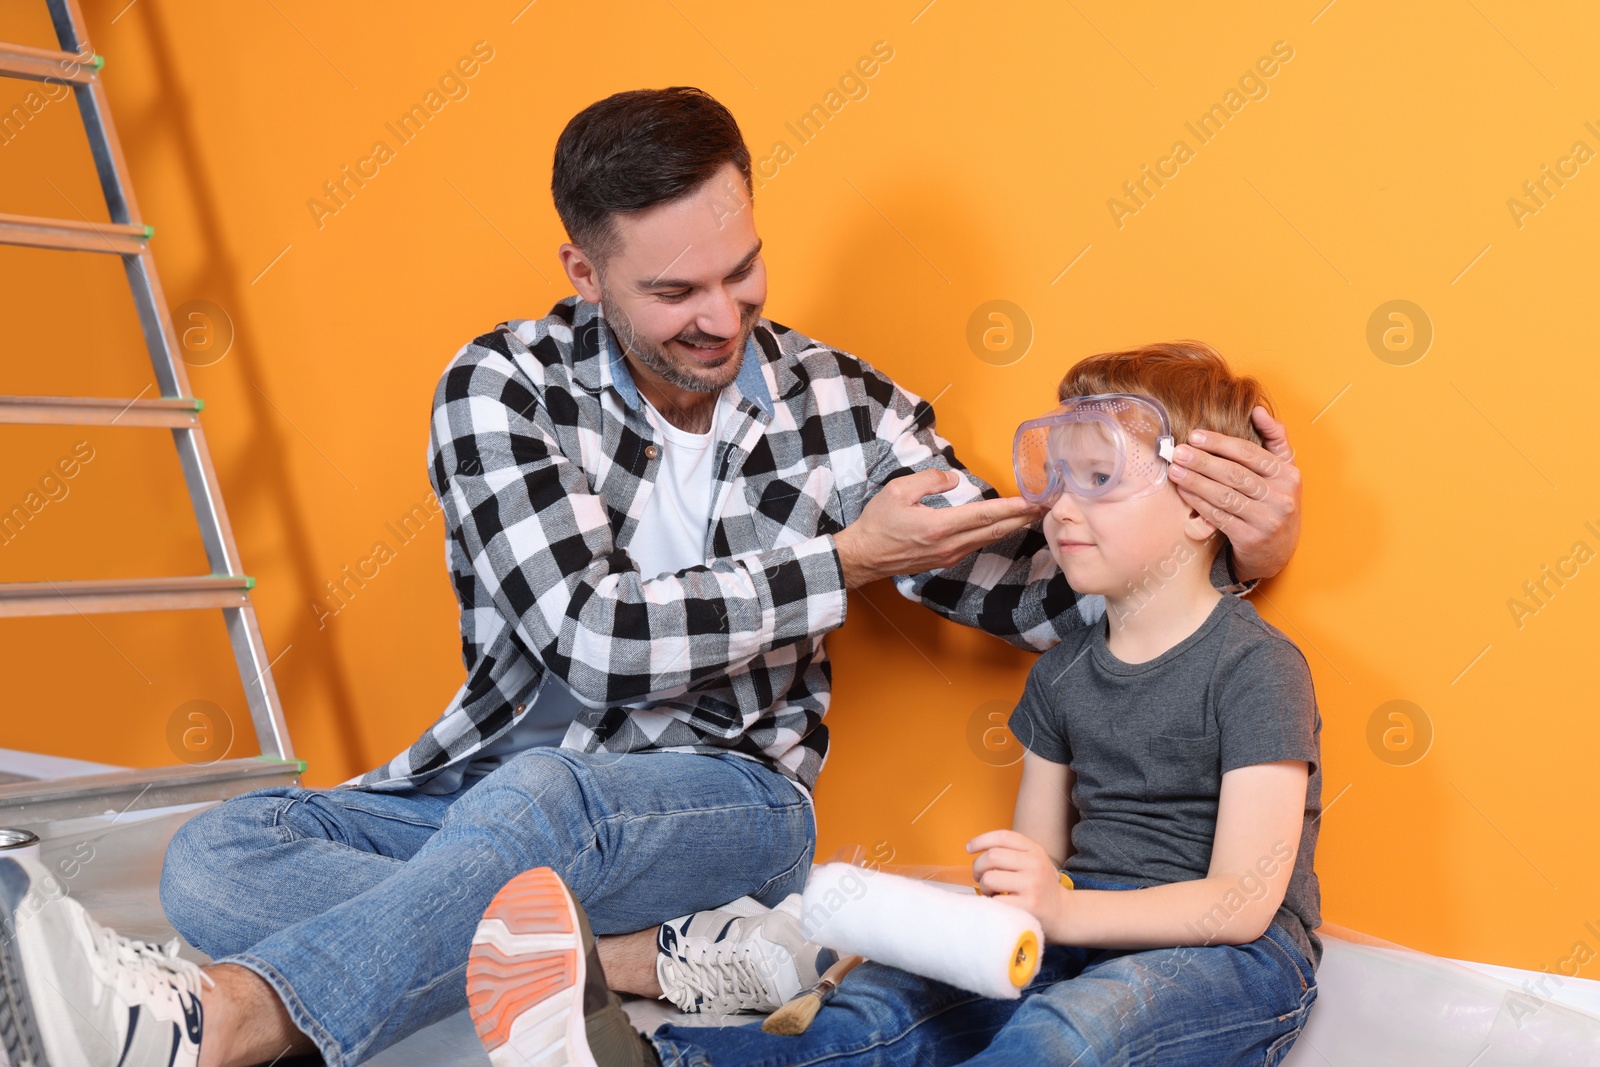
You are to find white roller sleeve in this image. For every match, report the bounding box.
[800,863,1044,1000]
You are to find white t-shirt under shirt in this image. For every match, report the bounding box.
[455,392,729,783]
[629,391,727,580]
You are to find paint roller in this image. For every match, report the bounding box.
[797,862,1051,1001]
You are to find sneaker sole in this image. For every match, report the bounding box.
[467,868,595,1067]
[0,860,54,1067]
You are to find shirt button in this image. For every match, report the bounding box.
[644,444,660,460]
[514,703,525,714]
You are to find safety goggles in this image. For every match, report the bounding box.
[1012,393,1177,505]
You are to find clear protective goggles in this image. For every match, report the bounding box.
[1012,392,1178,506]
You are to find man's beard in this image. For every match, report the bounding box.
[599,284,761,394]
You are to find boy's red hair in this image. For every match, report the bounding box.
[1057,340,1272,448]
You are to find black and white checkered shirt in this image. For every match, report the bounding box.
[341,296,1246,796]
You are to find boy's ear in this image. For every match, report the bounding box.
[1183,504,1220,544]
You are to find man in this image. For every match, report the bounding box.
[0,87,1299,1067]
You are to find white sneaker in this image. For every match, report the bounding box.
[655,894,836,1015]
[0,854,212,1067]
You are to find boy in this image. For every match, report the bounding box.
[465,341,1322,1066]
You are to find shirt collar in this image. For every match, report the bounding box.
[595,303,773,419]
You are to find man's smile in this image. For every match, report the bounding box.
[674,336,736,362]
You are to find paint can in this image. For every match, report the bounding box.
[0,827,41,865]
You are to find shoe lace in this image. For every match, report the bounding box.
[660,944,781,1014]
[78,909,215,1005]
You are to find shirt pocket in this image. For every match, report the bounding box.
[747,465,844,549]
[1143,731,1222,803]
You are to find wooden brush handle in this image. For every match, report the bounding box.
[816,953,865,993]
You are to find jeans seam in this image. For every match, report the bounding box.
[267,798,300,845]
[590,798,809,831]
[217,952,346,1067]
[583,801,808,903]
[1139,1013,1301,1061]
[808,998,988,1066]
[1259,928,1312,993]
[300,793,448,831]
[398,959,468,1004]
[1267,1011,1312,1066]
[1269,1018,1306,1046]
[346,961,472,1064]
[751,837,815,901]
[563,835,603,888]
[679,992,990,1067]
[340,810,446,832]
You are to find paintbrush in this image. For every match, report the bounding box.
[760,954,865,1035]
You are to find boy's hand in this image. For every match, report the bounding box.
[966,829,1070,931]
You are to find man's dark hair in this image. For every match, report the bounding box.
[552,87,753,266]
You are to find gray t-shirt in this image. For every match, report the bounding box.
[1009,594,1323,970]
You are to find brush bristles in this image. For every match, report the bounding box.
[761,990,824,1035]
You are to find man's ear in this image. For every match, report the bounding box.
[559,242,604,303]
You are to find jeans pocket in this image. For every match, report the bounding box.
[1262,978,1318,1065]
[749,815,816,905]
[321,788,451,832]
[1259,924,1313,995]
[1264,992,1315,1067]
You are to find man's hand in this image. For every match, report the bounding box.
[832,469,1044,589]
[1168,406,1301,583]
[967,829,1071,933]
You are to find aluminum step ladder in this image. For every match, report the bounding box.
[0,0,303,823]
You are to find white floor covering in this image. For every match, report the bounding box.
[9,792,1599,1065]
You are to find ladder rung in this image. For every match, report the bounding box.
[0,395,202,427]
[0,41,98,86]
[1,0,295,769]
[0,576,255,618]
[0,211,150,254]
[0,757,307,825]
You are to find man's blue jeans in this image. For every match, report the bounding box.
[158,748,816,1067]
[651,874,1318,1066]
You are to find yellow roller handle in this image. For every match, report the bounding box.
[1009,928,1041,987]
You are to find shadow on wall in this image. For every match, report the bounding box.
[132,0,369,774]
[800,176,1059,689]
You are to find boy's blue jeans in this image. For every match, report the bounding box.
[157,748,816,1067]
[651,873,1319,1067]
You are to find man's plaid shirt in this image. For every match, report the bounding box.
[341,296,1242,796]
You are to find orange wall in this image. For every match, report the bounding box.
[3,1,1598,978]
